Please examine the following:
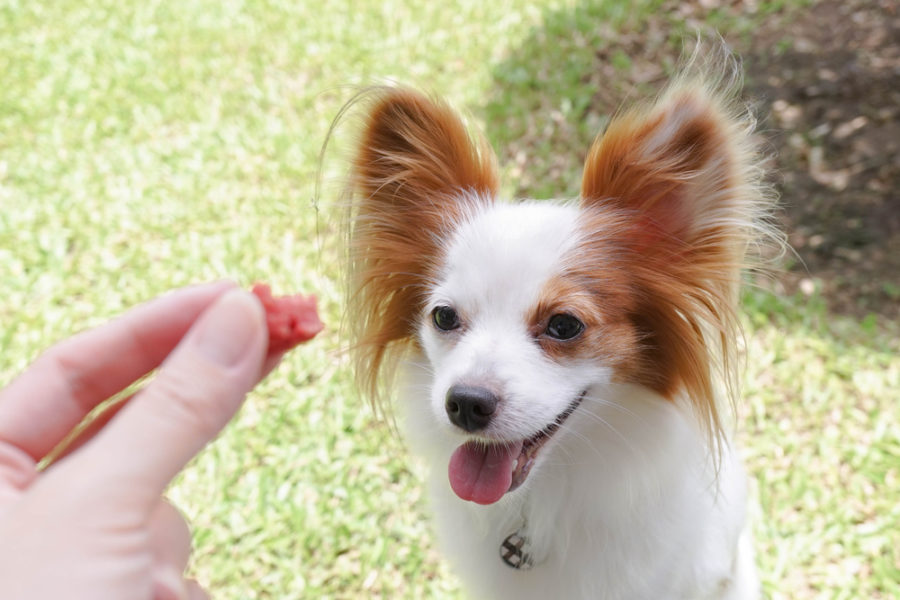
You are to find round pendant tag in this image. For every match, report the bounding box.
[500,530,533,570]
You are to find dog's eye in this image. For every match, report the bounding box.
[432,306,461,331]
[546,314,584,340]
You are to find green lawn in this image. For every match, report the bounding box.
[1,1,897,598]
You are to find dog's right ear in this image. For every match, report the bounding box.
[347,89,497,405]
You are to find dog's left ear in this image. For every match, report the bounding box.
[580,79,767,446]
[581,85,747,250]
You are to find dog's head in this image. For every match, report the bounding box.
[346,67,772,504]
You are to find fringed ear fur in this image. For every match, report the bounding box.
[580,56,776,447]
[347,88,498,407]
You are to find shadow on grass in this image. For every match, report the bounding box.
[478,0,676,199]
[739,0,900,322]
[478,0,899,325]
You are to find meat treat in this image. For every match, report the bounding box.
[251,283,324,354]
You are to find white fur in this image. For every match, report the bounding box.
[401,201,759,600]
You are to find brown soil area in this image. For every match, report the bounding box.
[741,0,899,319]
[486,0,898,320]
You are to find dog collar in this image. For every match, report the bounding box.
[500,527,533,570]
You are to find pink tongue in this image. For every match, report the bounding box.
[448,440,523,505]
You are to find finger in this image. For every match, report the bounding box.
[149,500,193,572]
[153,567,189,600]
[0,281,236,461]
[186,580,210,600]
[41,391,132,469]
[66,289,267,506]
[48,350,283,469]
[153,574,209,600]
[0,444,38,500]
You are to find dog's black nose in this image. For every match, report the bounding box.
[445,384,498,432]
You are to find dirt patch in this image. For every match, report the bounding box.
[484,0,898,319]
[740,0,899,319]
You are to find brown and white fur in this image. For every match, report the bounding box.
[344,53,773,599]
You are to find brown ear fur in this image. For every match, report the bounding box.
[580,68,774,445]
[347,88,498,406]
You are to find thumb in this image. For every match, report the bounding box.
[66,289,268,507]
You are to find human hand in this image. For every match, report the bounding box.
[0,282,274,600]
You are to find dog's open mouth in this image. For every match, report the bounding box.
[447,393,584,505]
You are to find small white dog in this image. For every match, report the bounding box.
[344,53,773,599]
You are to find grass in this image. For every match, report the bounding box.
[1,0,897,598]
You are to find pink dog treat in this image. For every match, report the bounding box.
[251,283,324,354]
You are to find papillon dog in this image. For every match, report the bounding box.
[343,51,774,599]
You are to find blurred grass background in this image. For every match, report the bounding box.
[1,0,897,598]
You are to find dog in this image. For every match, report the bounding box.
[343,52,774,599]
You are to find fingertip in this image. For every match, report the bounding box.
[193,289,267,369]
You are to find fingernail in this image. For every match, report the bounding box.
[194,289,263,367]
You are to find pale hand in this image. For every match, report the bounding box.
[0,283,275,600]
